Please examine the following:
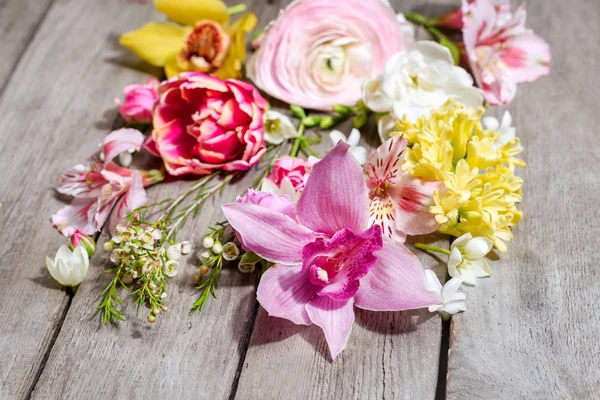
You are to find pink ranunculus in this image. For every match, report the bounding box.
[461,0,550,105]
[115,78,159,124]
[365,136,441,242]
[52,129,163,236]
[146,72,267,176]
[247,0,408,110]
[223,142,438,359]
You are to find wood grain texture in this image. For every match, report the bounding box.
[446,1,600,398]
[0,0,161,398]
[0,0,54,92]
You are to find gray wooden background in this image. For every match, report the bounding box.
[0,0,597,399]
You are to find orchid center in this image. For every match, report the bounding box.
[301,225,383,301]
[178,21,231,74]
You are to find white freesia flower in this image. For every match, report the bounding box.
[482,111,522,150]
[46,245,89,287]
[362,41,484,141]
[448,233,494,286]
[424,269,467,320]
[329,128,368,165]
[263,110,299,145]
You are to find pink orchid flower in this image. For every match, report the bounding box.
[365,136,441,242]
[462,0,550,105]
[223,142,439,359]
[52,129,162,236]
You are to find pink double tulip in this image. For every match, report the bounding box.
[247,0,408,110]
[146,72,267,176]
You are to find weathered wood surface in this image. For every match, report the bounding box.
[446,1,600,399]
[0,0,161,398]
[0,0,54,93]
[0,0,598,399]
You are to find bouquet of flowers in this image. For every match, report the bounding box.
[45,0,550,359]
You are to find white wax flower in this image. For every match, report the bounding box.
[448,233,494,286]
[222,242,241,261]
[46,245,89,287]
[424,270,467,320]
[263,110,299,145]
[164,260,179,277]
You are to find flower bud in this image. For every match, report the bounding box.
[166,245,182,261]
[179,241,192,255]
[238,252,261,274]
[199,265,210,275]
[147,315,156,323]
[69,230,96,257]
[198,250,212,263]
[103,240,115,252]
[222,242,241,261]
[202,236,215,249]
[212,241,223,255]
[164,260,180,277]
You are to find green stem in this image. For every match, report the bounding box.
[227,4,247,15]
[415,243,451,256]
[404,11,431,27]
[289,124,305,157]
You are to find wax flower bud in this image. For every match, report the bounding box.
[69,229,96,257]
[202,236,215,249]
[222,242,241,261]
[238,252,261,274]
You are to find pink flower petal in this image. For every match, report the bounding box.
[354,237,439,311]
[108,171,147,232]
[297,142,369,235]
[306,296,355,360]
[222,203,319,265]
[102,128,145,164]
[52,199,97,236]
[257,264,315,325]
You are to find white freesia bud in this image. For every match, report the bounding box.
[45,245,89,287]
[202,236,215,249]
[164,260,180,277]
[424,270,467,320]
[166,245,182,261]
[448,233,494,286]
[222,242,241,261]
[212,241,223,255]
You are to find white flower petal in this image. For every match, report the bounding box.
[470,258,492,278]
[329,130,347,145]
[424,269,443,296]
[450,233,473,250]
[347,128,362,147]
[464,237,494,259]
[443,300,467,315]
[350,146,368,165]
[441,276,464,299]
[448,247,463,271]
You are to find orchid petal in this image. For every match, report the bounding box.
[306,297,354,359]
[355,237,439,311]
[155,0,230,26]
[297,142,369,235]
[102,128,145,164]
[257,264,315,325]
[119,22,187,67]
[222,203,318,265]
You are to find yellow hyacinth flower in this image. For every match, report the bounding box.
[393,100,526,252]
[119,0,257,79]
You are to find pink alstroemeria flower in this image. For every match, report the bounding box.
[223,142,438,359]
[52,129,162,236]
[365,137,441,242]
[462,0,550,105]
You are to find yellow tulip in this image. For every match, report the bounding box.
[119,0,256,79]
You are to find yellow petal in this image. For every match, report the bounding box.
[164,53,185,78]
[215,30,246,80]
[155,0,230,26]
[226,13,257,35]
[120,22,187,67]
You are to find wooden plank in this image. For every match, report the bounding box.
[0,1,162,398]
[233,3,456,398]
[30,1,278,399]
[0,0,54,92]
[446,0,600,398]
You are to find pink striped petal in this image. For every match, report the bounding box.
[355,237,439,311]
[108,171,147,232]
[52,199,97,236]
[257,264,315,325]
[306,296,355,360]
[297,142,369,235]
[222,203,319,265]
[102,128,145,164]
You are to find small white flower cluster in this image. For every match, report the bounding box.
[195,235,242,280]
[105,224,191,322]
